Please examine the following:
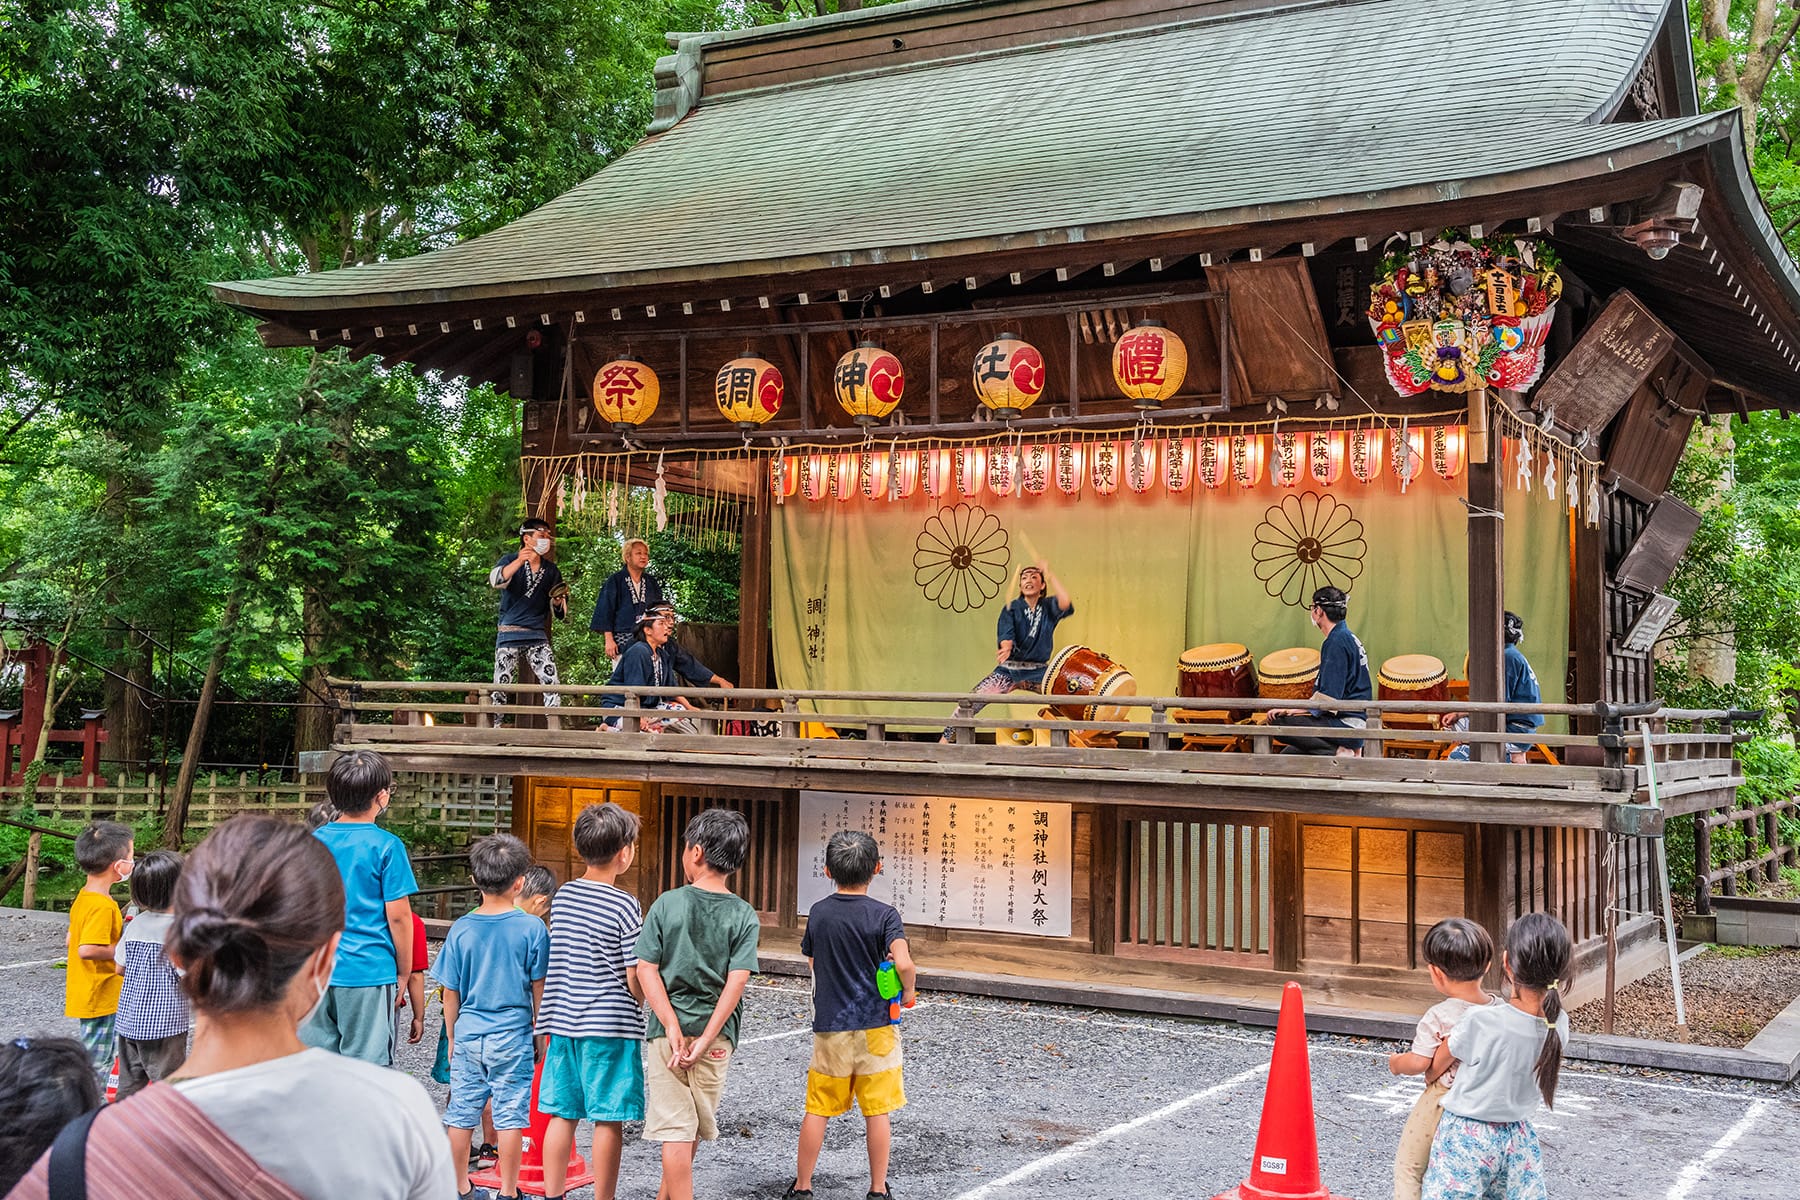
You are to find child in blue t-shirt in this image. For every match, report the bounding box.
[785,830,915,1200]
[438,833,551,1200]
[303,750,418,1067]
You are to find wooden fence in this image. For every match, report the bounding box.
[1694,795,1800,914]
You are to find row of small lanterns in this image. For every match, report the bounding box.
[590,322,1188,432]
[771,426,1469,501]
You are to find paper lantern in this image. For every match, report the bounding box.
[593,357,659,432]
[857,450,889,500]
[972,333,1047,420]
[1348,428,1383,483]
[835,342,905,425]
[1124,439,1157,493]
[832,452,858,501]
[886,447,919,500]
[800,453,830,501]
[987,445,1019,497]
[715,356,783,429]
[1431,425,1466,479]
[1112,319,1189,408]
[1309,431,1345,485]
[769,454,798,498]
[1230,434,1264,488]
[1198,435,1227,488]
[1164,438,1193,493]
[954,445,986,496]
[1091,441,1121,495]
[1053,443,1084,495]
[1273,432,1302,488]
[1393,428,1424,486]
[1020,443,1051,495]
[921,449,952,498]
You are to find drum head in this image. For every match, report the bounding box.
[1380,653,1446,685]
[1180,642,1250,669]
[1258,646,1320,680]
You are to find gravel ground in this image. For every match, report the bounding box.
[1573,946,1800,1046]
[3,908,1796,1199]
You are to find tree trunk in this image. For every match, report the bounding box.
[102,631,153,774]
[165,587,244,847]
[293,583,336,756]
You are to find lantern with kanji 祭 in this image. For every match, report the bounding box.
[715,356,784,429]
[1112,319,1188,408]
[972,333,1047,420]
[835,341,905,425]
[593,357,659,433]
[1309,431,1345,485]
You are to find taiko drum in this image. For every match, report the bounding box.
[1257,647,1321,701]
[1045,645,1138,724]
[1378,654,1448,703]
[1177,642,1256,721]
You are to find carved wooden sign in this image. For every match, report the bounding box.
[1531,291,1675,442]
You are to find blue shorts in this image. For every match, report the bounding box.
[537,1034,645,1123]
[445,1027,535,1131]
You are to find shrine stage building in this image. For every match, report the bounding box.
[229,0,1788,1021]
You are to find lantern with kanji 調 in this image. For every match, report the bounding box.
[715,356,784,430]
[1112,318,1188,408]
[835,341,906,426]
[972,332,1047,420]
[593,357,659,433]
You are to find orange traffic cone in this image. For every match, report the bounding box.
[1211,982,1352,1200]
[469,1055,592,1198]
[104,1056,119,1104]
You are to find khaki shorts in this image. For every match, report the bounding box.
[643,1037,734,1142]
[805,1025,906,1118]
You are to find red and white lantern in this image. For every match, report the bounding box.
[1020,443,1051,495]
[972,333,1048,420]
[1430,425,1466,479]
[1091,441,1121,495]
[1164,438,1194,493]
[1055,442,1084,496]
[987,445,1019,497]
[954,446,985,496]
[1273,432,1302,488]
[1348,428,1383,483]
[1198,436,1226,489]
[1124,438,1157,493]
[1230,434,1264,488]
[1309,431,1345,486]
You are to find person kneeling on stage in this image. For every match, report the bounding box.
[601,604,733,733]
[1268,585,1372,757]
[940,560,1072,743]
[1442,610,1542,764]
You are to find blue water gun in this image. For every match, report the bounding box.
[876,959,914,1025]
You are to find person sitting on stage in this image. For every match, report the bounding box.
[602,605,734,733]
[1268,585,1372,757]
[489,518,569,729]
[590,537,666,663]
[940,561,1072,743]
[1442,610,1543,764]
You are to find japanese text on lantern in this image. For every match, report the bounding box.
[599,362,645,406]
[804,586,829,664]
[797,792,1071,937]
[716,366,758,409]
[1115,331,1168,386]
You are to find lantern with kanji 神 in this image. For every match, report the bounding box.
[1021,443,1051,495]
[835,342,905,425]
[972,333,1047,420]
[1112,319,1188,408]
[1273,432,1302,487]
[1309,431,1345,485]
[1348,427,1383,483]
[1165,438,1193,493]
[715,356,783,429]
[593,357,659,433]
[1054,442,1084,496]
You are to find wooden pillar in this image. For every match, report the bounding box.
[738,487,773,689]
[1571,506,1606,736]
[1466,421,1504,763]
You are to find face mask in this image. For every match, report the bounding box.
[533,538,551,555]
[298,946,335,1029]
[116,860,133,883]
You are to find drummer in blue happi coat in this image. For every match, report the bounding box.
[941,561,1073,742]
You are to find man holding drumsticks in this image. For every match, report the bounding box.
[940,561,1073,743]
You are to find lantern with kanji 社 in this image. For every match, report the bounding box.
[972,333,1047,420]
[835,342,905,425]
[715,356,783,429]
[593,357,659,433]
[1112,319,1188,408]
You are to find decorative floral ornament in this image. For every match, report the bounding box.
[1251,493,1367,607]
[913,504,1012,613]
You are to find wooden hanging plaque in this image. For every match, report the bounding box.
[1531,291,1674,442]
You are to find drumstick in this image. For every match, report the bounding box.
[1016,531,1044,571]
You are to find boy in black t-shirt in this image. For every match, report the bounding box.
[785,831,916,1200]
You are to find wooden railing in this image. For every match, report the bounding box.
[1693,794,1800,914]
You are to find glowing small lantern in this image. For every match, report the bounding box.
[886,447,919,500]
[1165,438,1194,493]
[972,333,1047,420]
[954,445,986,496]
[1112,319,1189,408]
[1273,432,1302,487]
[1054,442,1084,496]
[1198,436,1227,489]
[1230,434,1264,488]
[858,450,889,500]
[1091,441,1121,494]
[715,356,783,429]
[832,452,858,501]
[1309,431,1345,485]
[1020,443,1051,495]
[834,341,906,425]
[921,449,952,499]
[769,454,798,499]
[1393,428,1425,486]
[1348,428,1383,483]
[1124,439,1157,493]
[593,357,659,433]
[1430,425,1466,479]
[800,453,830,501]
[987,445,1019,496]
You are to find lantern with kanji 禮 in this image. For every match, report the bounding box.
[1348,427,1383,483]
[1273,432,1302,488]
[835,341,905,425]
[1309,431,1345,485]
[593,357,659,433]
[1112,319,1188,408]
[1091,441,1121,495]
[1197,435,1226,489]
[1165,438,1193,493]
[1054,442,1084,495]
[1020,443,1051,495]
[715,356,784,429]
[972,333,1047,420]
[1430,425,1467,479]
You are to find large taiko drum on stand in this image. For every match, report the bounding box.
[1044,645,1138,723]
[1378,654,1448,703]
[1177,643,1256,722]
[1257,647,1321,701]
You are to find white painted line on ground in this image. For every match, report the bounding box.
[739,1025,816,1047]
[1664,1098,1773,1200]
[0,958,62,971]
[947,1063,1268,1200]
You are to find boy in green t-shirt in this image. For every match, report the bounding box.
[65,820,134,1076]
[635,808,761,1200]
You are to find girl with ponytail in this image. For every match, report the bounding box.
[1420,911,1572,1199]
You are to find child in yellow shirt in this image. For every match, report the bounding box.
[65,820,134,1077]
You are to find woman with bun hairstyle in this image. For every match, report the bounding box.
[10,815,454,1200]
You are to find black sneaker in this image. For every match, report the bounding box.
[867,1191,893,1200]
[456,1187,494,1200]
[471,1142,499,1169]
[783,1185,813,1199]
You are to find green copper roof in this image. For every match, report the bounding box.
[215,0,1689,312]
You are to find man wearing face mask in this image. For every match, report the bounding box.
[489,517,570,729]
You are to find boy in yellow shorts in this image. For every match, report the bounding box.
[785,830,916,1200]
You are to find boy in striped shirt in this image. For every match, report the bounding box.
[535,802,645,1200]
